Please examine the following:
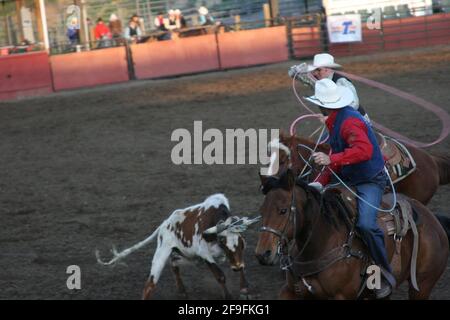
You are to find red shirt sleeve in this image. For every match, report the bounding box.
[329,117,373,167]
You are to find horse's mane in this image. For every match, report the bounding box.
[261,171,351,230]
[279,132,330,153]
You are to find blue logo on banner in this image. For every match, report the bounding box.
[342,21,352,34]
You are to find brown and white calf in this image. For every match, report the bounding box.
[96,193,258,299]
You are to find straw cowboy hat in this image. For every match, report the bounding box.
[198,6,209,15]
[306,79,353,109]
[307,53,342,72]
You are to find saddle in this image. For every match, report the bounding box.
[325,187,420,291]
[377,133,416,184]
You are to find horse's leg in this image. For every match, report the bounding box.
[142,246,171,300]
[278,272,302,300]
[205,261,233,299]
[170,256,188,298]
[279,283,299,300]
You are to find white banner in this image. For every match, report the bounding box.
[327,14,362,43]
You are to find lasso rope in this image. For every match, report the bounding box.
[290,69,450,148]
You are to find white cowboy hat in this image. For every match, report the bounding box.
[198,6,209,15]
[307,53,342,72]
[168,9,175,15]
[109,14,118,21]
[305,79,353,109]
[174,9,181,15]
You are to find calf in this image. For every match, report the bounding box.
[96,193,259,299]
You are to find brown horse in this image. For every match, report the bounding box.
[256,133,450,266]
[257,170,448,299]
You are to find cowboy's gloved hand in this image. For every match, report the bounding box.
[312,152,331,166]
[288,63,308,78]
[318,114,328,124]
[308,182,323,192]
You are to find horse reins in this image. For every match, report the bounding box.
[260,187,297,262]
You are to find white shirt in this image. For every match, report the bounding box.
[327,72,360,110]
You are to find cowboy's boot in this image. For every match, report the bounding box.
[375,267,396,299]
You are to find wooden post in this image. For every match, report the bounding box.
[146,0,153,30]
[269,0,279,24]
[5,16,13,45]
[15,0,25,42]
[37,0,50,50]
[263,4,271,27]
[34,0,43,43]
[75,0,88,47]
[286,19,294,59]
[234,15,241,31]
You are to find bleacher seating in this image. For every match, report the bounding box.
[357,9,371,21]
[442,0,450,12]
[397,4,412,18]
[383,6,398,19]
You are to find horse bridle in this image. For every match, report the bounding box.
[259,185,298,265]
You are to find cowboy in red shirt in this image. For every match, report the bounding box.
[307,79,395,299]
[94,18,112,47]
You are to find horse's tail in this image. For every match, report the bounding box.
[435,214,450,249]
[431,153,450,185]
[95,226,161,266]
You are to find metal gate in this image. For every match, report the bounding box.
[285,13,326,59]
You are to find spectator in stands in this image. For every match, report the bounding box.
[154,12,168,31]
[109,13,123,45]
[94,18,112,48]
[167,9,177,30]
[174,9,187,29]
[124,15,143,43]
[154,12,171,41]
[198,6,215,25]
[432,1,444,13]
[67,16,80,48]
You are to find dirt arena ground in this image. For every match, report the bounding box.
[1,46,450,300]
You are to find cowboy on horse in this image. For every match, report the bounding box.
[289,53,371,124]
[304,78,396,298]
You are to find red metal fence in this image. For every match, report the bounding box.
[0,51,53,100]
[289,12,450,58]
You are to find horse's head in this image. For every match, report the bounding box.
[255,170,309,265]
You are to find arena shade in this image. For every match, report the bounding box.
[0,51,53,100]
[217,26,289,69]
[50,46,129,91]
[131,34,220,80]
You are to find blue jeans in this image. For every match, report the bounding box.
[355,172,393,278]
